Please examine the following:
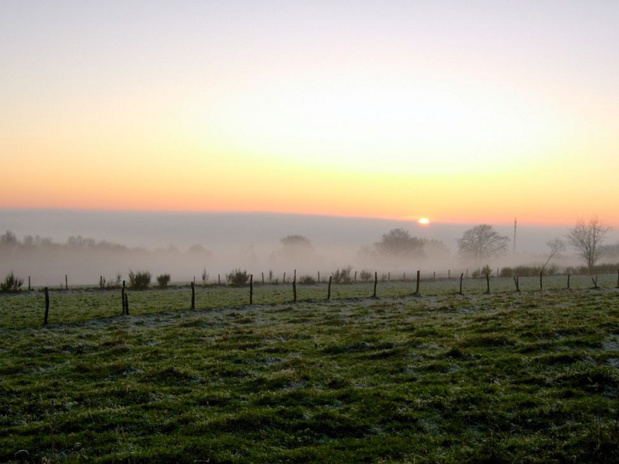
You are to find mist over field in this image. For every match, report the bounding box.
[1,209,618,287]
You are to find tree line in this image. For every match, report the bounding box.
[456,217,613,273]
[0,217,615,292]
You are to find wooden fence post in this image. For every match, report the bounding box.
[567,273,570,290]
[218,274,221,286]
[318,271,320,283]
[28,276,31,292]
[43,287,50,325]
[65,275,68,290]
[485,273,490,294]
[121,280,126,315]
[327,276,332,300]
[539,272,543,292]
[262,272,264,284]
[415,270,421,295]
[191,281,195,309]
[293,270,297,302]
[283,272,286,284]
[373,272,378,298]
[249,274,253,305]
[354,271,357,283]
[459,272,464,294]
[514,276,520,292]
[124,292,129,315]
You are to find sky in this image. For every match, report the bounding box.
[1,1,618,227]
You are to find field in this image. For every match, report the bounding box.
[1,277,618,463]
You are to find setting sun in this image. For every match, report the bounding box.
[1,2,618,227]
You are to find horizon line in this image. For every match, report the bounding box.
[0,206,591,228]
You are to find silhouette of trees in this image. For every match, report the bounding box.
[375,228,425,258]
[274,235,314,261]
[0,231,18,247]
[457,224,509,269]
[566,217,611,272]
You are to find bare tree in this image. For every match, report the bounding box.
[542,238,566,273]
[566,217,612,272]
[457,224,510,270]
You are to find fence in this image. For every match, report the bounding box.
[2,269,618,328]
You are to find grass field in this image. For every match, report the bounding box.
[1,278,618,463]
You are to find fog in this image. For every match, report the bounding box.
[1,210,618,287]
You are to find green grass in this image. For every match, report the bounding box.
[1,274,616,329]
[1,281,618,463]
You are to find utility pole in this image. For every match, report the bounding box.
[513,218,517,254]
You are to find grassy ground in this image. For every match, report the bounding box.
[1,282,618,463]
[1,274,617,329]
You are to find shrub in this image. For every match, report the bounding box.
[359,270,373,282]
[566,263,619,275]
[226,269,250,287]
[156,274,171,289]
[332,266,353,284]
[472,265,492,279]
[128,270,151,290]
[299,275,316,285]
[501,265,560,278]
[1,272,23,293]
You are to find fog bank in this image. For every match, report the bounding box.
[1,210,617,287]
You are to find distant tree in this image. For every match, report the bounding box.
[187,244,209,254]
[566,217,612,272]
[457,224,509,269]
[274,235,314,261]
[156,274,171,289]
[67,235,96,248]
[281,235,313,250]
[0,230,18,247]
[375,229,425,258]
[542,238,566,273]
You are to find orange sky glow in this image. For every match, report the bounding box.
[1,1,618,228]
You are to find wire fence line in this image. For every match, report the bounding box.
[1,270,618,329]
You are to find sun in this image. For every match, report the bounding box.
[418,218,431,225]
